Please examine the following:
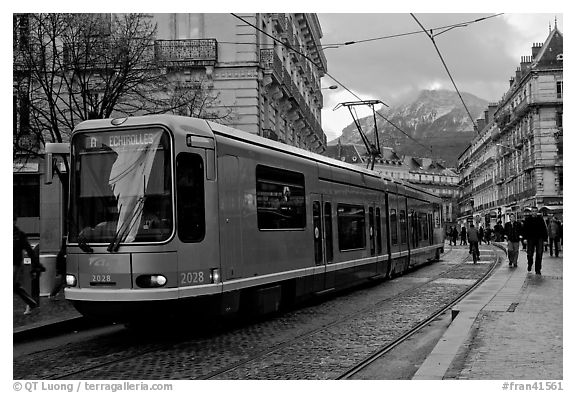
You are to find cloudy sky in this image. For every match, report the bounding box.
[317,12,564,141]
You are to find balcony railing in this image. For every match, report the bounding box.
[513,99,530,118]
[272,14,288,32]
[495,109,511,129]
[283,21,294,45]
[260,48,283,83]
[154,39,217,67]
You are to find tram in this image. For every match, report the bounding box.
[63,115,444,321]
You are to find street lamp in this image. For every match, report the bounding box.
[322,85,338,90]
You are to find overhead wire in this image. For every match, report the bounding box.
[320,13,503,49]
[231,13,432,153]
[410,13,480,134]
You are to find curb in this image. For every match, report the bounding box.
[413,245,507,380]
[13,316,101,342]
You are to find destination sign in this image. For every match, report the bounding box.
[83,130,160,150]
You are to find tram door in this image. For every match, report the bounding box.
[312,195,335,291]
[218,155,242,280]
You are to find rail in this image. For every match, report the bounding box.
[337,245,502,379]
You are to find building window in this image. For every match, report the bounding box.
[13,174,40,217]
[557,81,563,99]
[556,111,563,129]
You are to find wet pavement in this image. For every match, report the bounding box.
[13,290,81,333]
[414,243,563,380]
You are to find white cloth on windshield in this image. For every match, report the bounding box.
[108,132,162,243]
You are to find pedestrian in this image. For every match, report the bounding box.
[49,236,67,299]
[494,220,504,242]
[467,224,480,263]
[478,226,484,245]
[13,213,43,314]
[460,225,467,245]
[504,214,523,267]
[547,216,561,257]
[522,207,548,275]
[521,209,530,250]
[485,225,492,244]
[451,226,459,246]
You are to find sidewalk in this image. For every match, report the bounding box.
[13,290,82,334]
[414,243,563,380]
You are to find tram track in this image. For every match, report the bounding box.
[204,245,500,380]
[14,244,501,380]
[337,244,502,379]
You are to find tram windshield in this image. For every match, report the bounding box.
[69,128,173,245]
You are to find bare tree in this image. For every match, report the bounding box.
[13,13,235,167]
[146,78,235,121]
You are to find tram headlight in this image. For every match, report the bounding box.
[210,268,221,284]
[66,274,77,287]
[150,275,167,287]
[136,274,167,288]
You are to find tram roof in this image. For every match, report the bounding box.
[74,115,440,202]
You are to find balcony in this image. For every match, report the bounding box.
[282,68,293,97]
[514,99,530,118]
[154,39,217,68]
[283,20,294,45]
[262,129,279,141]
[495,109,511,129]
[260,48,283,84]
[272,13,288,33]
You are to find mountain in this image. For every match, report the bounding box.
[330,89,489,167]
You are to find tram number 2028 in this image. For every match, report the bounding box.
[180,271,205,285]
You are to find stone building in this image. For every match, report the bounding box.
[458,24,563,226]
[152,13,328,152]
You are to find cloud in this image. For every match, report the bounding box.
[318,13,563,139]
[321,89,384,142]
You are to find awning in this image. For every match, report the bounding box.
[540,205,563,213]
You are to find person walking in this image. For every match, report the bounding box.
[547,216,561,257]
[49,236,67,299]
[494,220,504,242]
[13,213,40,314]
[451,226,459,246]
[522,207,548,275]
[504,214,523,267]
[460,225,467,245]
[478,226,484,245]
[485,225,492,245]
[467,224,480,263]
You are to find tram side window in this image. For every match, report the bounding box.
[176,153,205,242]
[313,201,324,265]
[399,209,407,244]
[256,165,305,230]
[337,204,366,251]
[410,211,418,247]
[325,202,334,262]
[376,207,382,254]
[421,212,429,240]
[390,209,398,245]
